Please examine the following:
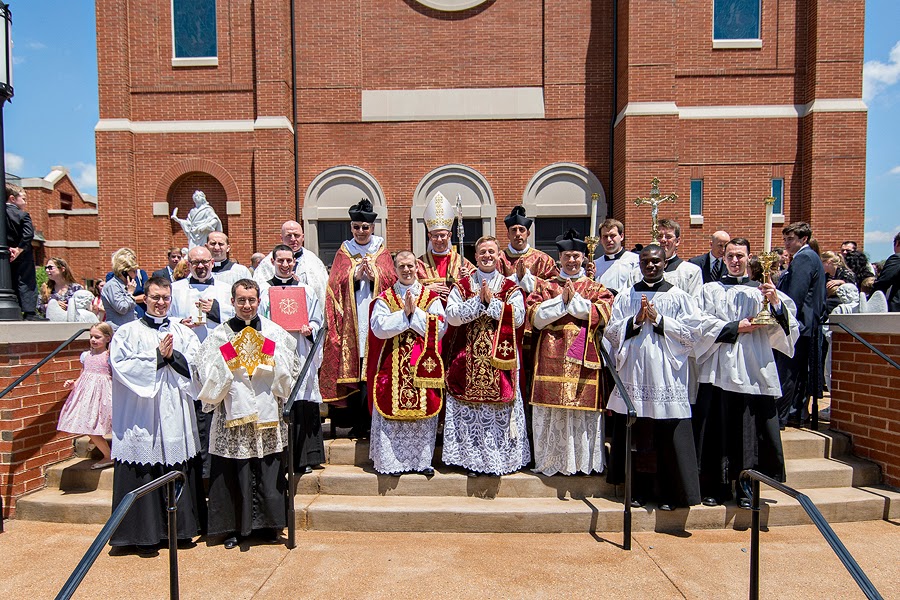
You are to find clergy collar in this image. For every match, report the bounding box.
[604,248,627,261]
[664,255,683,272]
[293,248,304,260]
[212,259,232,271]
[430,245,451,256]
[474,269,501,283]
[559,268,585,280]
[633,278,673,293]
[269,275,297,286]
[142,313,170,329]
[344,235,384,256]
[507,243,531,256]
[228,315,262,331]
[395,281,422,296]
[721,274,760,287]
[189,276,214,286]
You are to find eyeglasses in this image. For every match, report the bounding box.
[44,265,56,270]
[189,259,212,267]
[148,295,171,303]
[352,224,372,231]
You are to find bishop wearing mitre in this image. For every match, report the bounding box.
[416,191,474,301]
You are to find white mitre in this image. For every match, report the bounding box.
[423,191,454,233]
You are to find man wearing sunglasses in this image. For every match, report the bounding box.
[321,199,397,438]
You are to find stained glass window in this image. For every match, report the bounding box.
[714,0,761,40]
[173,0,217,59]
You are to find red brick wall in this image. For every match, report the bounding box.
[94,0,866,269]
[830,331,900,488]
[0,339,89,518]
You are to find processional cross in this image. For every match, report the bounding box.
[633,177,678,244]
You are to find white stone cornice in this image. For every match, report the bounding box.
[42,240,101,248]
[362,87,545,122]
[47,209,99,216]
[614,98,867,126]
[95,118,295,134]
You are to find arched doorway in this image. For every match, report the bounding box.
[167,172,229,242]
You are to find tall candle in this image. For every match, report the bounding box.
[589,192,599,237]
[763,196,775,253]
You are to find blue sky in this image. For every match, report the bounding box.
[4,1,899,260]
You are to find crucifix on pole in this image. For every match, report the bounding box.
[633,177,677,244]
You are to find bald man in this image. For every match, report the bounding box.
[690,230,731,284]
[253,220,328,307]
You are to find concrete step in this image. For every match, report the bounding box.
[46,458,114,491]
[315,464,617,499]
[780,429,827,459]
[324,438,373,466]
[297,485,889,533]
[783,458,853,489]
[15,488,112,525]
[858,486,900,520]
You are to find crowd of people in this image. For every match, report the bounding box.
[27,182,900,553]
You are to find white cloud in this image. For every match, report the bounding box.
[864,41,900,102]
[24,41,46,50]
[890,166,900,175]
[5,152,24,173]
[865,229,900,244]
[70,161,97,192]
[11,55,24,66]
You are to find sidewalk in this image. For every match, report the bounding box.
[1,519,897,599]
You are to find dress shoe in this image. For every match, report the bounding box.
[701,497,719,507]
[421,467,435,476]
[629,497,645,508]
[302,465,313,475]
[738,497,752,509]
[467,470,480,478]
[223,535,239,549]
[136,544,158,555]
[24,314,48,321]
[658,503,675,512]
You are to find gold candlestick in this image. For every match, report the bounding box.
[585,236,599,262]
[751,251,780,326]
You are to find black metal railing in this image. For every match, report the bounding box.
[597,342,637,551]
[739,470,882,600]
[56,470,185,600]
[0,327,90,399]
[282,325,328,550]
[819,321,900,431]
[0,326,90,533]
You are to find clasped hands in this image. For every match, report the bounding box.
[634,294,658,325]
[158,333,174,359]
[354,256,375,281]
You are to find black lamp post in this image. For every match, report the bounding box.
[0,2,19,321]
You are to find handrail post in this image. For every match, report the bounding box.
[286,408,297,550]
[749,478,760,600]
[623,419,633,551]
[167,478,180,600]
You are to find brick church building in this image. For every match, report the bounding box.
[94,0,866,268]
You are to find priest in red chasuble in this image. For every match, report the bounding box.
[416,191,475,300]
[442,236,531,476]
[528,229,614,476]
[320,199,397,438]
[367,251,447,475]
[496,205,559,290]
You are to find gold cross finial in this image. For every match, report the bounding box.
[634,177,678,244]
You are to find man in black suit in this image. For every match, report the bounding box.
[152,247,183,282]
[872,232,900,312]
[775,222,826,427]
[689,230,730,284]
[5,184,40,320]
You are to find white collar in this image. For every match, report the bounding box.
[395,281,422,296]
[560,268,585,280]
[507,243,530,255]
[344,235,384,256]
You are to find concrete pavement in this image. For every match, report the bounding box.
[0,519,897,599]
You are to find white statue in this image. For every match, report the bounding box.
[67,289,100,323]
[171,190,224,248]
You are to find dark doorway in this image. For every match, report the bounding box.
[534,217,590,259]
[318,221,352,268]
[449,218,481,264]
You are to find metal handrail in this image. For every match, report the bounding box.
[831,321,900,371]
[739,470,882,600]
[597,342,637,551]
[0,327,90,399]
[282,325,328,550]
[56,470,185,600]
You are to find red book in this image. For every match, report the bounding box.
[268,286,309,331]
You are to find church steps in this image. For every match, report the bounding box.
[45,458,114,491]
[14,489,111,525]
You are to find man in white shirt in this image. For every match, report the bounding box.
[593,218,640,295]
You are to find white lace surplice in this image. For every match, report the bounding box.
[531,405,604,476]
[368,282,447,473]
[441,271,531,474]
[604,285,702,419]
[110,321,201,466]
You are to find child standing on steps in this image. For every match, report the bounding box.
[58,322,115,470]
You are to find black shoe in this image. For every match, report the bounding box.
[136,543,158,555]
[738,497,752,509]
[223,535,239,549]
[701,497,719,507]
[302,465,313,475]
[421,467,435,476]
[467,470,480,478]
[260,528,280,542]
[24,313,48,321]
[630,497,645,508]
[658,503,675,512]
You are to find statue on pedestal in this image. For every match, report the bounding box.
[171,190,223,248]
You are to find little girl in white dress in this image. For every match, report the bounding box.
[58,322,114,469]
